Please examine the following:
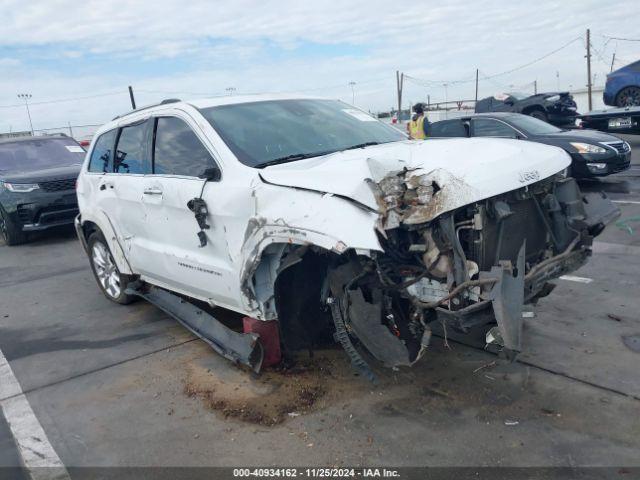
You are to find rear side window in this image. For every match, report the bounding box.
[472,119,517,138]
[430,120,467,137]
[88,130,117,172]
[114,121,150,174]
[153,117,217,177]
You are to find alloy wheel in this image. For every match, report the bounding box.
[91,241,122,299]
[616,87,640,107]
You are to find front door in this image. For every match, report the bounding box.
[136,115,240,308]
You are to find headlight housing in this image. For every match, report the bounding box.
[570,142,607,154]
[2,182,40,193]
[545,95,560,102]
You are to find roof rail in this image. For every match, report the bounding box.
[112,98,182,121]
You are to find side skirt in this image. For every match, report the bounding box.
[125,283,264,373]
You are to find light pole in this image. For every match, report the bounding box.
[348,81,356,104]
[17,93,34,135]
[226,87,236,96]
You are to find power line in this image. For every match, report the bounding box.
[0,91,125,109]
[481,37,583,80]
[405,36,583,88]
[602,35,640,42]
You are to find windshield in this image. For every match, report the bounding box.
[0,137,85,174]
[199,99,406,167]
[507,115,563,135]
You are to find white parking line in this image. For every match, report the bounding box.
[593,241,640,256]
[0,349,70,480]
[612,200,640,205]
[559,275,593,284]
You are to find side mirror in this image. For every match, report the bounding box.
[199,166,221,182]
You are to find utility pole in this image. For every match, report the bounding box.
[68,121,73,137]
[610,53,616,72]
[474,69,479,103]
[17,94,34,135]
[444,83,449,119]
[556,71,560,90]
[586,28,593,111]
[348,81,356,104]
[396,71,403,120]
[534,80,537,95]
[128,86,136,110]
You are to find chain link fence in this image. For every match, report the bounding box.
[33,123,103,142]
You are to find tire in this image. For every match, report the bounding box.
[87,231,136,304]
[615,86,640,107]
[528,109,548,122]
[0,207,27,246]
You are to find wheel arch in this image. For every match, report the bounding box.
[522,104,546,116]
[238,219,376,318]
[76,213,134,275]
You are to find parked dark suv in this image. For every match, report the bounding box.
[0,135,85,245]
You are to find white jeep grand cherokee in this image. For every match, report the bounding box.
[76,95,618,376]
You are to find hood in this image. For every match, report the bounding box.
[536,129,623,143]
[259,138,570,217]
[0,164,81,184]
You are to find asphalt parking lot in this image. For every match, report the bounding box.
[1,135,640,476]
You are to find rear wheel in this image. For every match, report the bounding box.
[0,208,27,246]
[87,231,136,304]
[528,109,548,122]
[615,86,640,107]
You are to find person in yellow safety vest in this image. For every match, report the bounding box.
[407,103,430,140]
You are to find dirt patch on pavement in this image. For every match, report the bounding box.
[184,350,366,426]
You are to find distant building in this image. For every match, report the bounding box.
[570,86,605,114]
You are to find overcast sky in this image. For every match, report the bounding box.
[1,0,639,133]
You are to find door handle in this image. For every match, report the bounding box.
[143,187,163,195]
[99,182,114,191]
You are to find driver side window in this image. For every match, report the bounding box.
[153,117,218,177]
[472,118,517,138]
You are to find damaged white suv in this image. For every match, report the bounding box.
[76,95,618,377]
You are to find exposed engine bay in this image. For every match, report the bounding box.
[322,169,619,378]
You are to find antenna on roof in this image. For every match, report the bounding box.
[128,86,136,109]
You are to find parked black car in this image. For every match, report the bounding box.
[0,135,84,245]
[475,92,578,126]
[429,113,631,179]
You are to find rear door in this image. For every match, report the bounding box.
[111,119,153,266]
[137,114,240,308]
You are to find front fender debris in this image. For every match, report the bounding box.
[126,283,264,373]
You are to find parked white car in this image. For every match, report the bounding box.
[75,95,618,377]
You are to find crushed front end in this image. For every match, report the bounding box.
[326,168,619,374]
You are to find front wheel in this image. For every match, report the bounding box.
[528,110,548,122]
[0,208,27,246]
[87,231,136,304]
[615,86,640,107]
